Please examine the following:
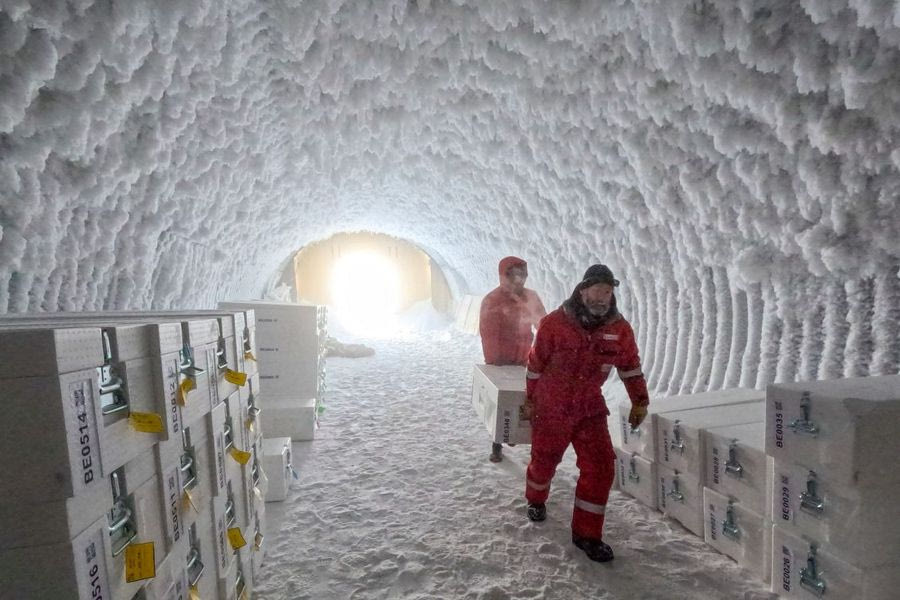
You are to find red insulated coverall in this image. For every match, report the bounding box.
[525,306,649,539]
[479,257,547,366]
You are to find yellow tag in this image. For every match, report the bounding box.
[224,369,248,386]
[245,418,257,433]
[254,486,263,503]
[229,446,252,465]
[183,489,199,513]
[227,527,247,550]
[178,377,196,405]
[244,351,257,362]
[254,531,264,551]
[190,585,201,600]
[130,412,164,433]
[240,588,249,600]
[124,542,156,582]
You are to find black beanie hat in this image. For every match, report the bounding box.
[580,264,619,287]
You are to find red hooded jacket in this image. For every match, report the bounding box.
[479,257,547,365]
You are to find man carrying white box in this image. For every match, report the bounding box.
[523,264,650,563]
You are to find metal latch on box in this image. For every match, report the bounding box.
[628,455,640,483]
[667,474,685,503]
[800,470,825,515]
[789,392,819,436]
[180,428,198,492]
[725,440,744,478]
[670,420,685,454]
[107,469,138,556]
[186,523,205,588]
[216,337,228,371]
[722,500,741,540]
[98,331,129,416]
[179,345,205,378]
[800,545,827,597]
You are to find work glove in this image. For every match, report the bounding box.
[628,405,648,430]
[521,397,535,421]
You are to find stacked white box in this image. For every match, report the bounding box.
[617,388,766,458]
[657,464,704,536]
[772,524,899,599]
[219,301,325,403]
[262,436,293,502]
[613,448,658,509]
[656,401,765,477]
[261,397,318,441]
[765,375,900,598]
[703,422,773,518]
[471,364,531,445]
[0,312,258,599]
[704,487,772,584]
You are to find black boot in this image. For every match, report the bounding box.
[489,443,503,463]
[573,535,614,562]
[527,502,546,522]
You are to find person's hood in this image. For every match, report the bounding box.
[498,256,527,283]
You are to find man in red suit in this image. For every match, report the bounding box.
[523,264,650,562]
[479,256,547,462]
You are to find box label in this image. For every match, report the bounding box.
[76,527,110,600]
[163,464,183,544]
[708,503,718,541]
[124,542,156,582]
[69,378,102,489]
[781,544,794,592]
[164,357,182,435]
[780,474,793,521]
[773,400,784,449]
[215,432,227,492]
[712,446,720,485]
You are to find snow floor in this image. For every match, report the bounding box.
[253,326,775,599]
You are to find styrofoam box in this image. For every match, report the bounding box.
[223,445,252,531]
[155,417,211,552]
[765,374,900,488]
[656,401,765,476]
[657,463,704,536]
[96,356,163,471]
[771,524,900,599]
[143,534,190,600]
[703,421,774,518]
[0,516,113,600]
[614,447,658,509]
[216,545,252,600]
[617,388,765,459]
[0,326,104,377]
[216,306,257,376]
[105,474,168,600]
[210,493,236,578]
[703,487,772,584]
[262,437,292,502]
[183,507,219,600]
[471,364,531,445]
[772,458,900,565]
[261,397,318,441]
[219,301,321,401]
[2,369,107,502]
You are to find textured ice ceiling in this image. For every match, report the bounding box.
[1,0,898,391]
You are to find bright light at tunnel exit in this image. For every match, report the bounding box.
[330,252,401,336]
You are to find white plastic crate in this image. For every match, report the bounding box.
[703,487,772,584]
[772,458,900,565]
[765,375,900,488]
[261,437,292,502]
[771,524,900,599]
[703,421,773,518]
[657,464,704,536]
[471,364,531,445]
[0,516,113,600]
[613,447,658,509]
[261,397,318,441]
[617,388,765,459]
[656,401,765,477]
[0,326,104,377]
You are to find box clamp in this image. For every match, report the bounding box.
[724,440,744,478]
[789,392,819,436]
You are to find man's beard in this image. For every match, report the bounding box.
[585,302,609,316]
